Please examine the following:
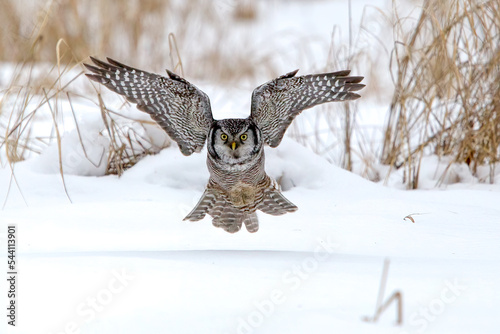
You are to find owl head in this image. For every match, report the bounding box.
[208,118,262,163]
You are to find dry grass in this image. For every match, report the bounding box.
[381,0,500,188]
[1,61,81,162]
[92,94,170,176]
[0,0,263,82]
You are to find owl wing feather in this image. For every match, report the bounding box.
[250,70,365,147]
[84,57,213,156]
[257,188,298,216]
[183,189,218,222]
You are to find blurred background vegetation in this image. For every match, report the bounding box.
[0,0,284,82]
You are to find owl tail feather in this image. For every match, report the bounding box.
[212,210,259,234]
[183,189,259,233]
[210,196,260,233]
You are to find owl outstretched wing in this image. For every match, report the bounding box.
[84,57,213,156]
[249,70,365,147]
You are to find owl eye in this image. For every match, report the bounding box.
[220,133,228,141]
[240,134,248,141]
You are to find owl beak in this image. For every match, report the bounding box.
[231,142,237,150]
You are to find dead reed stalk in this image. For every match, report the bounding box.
[382,0,500,188]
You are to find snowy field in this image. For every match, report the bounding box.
[2,0,500,334]
[2,138,500,334]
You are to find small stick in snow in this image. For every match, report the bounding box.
[363,258,403,325]
[404,214,415,223]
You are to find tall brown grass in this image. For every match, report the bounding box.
[0,0,260,81]
[381,0,500,188]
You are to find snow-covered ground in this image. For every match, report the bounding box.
[1,138,500,334]
[2,0,500,333]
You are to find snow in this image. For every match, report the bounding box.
[2,0,500,333]
[1,137,500,334]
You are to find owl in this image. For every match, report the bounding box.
[85,57,364,233]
